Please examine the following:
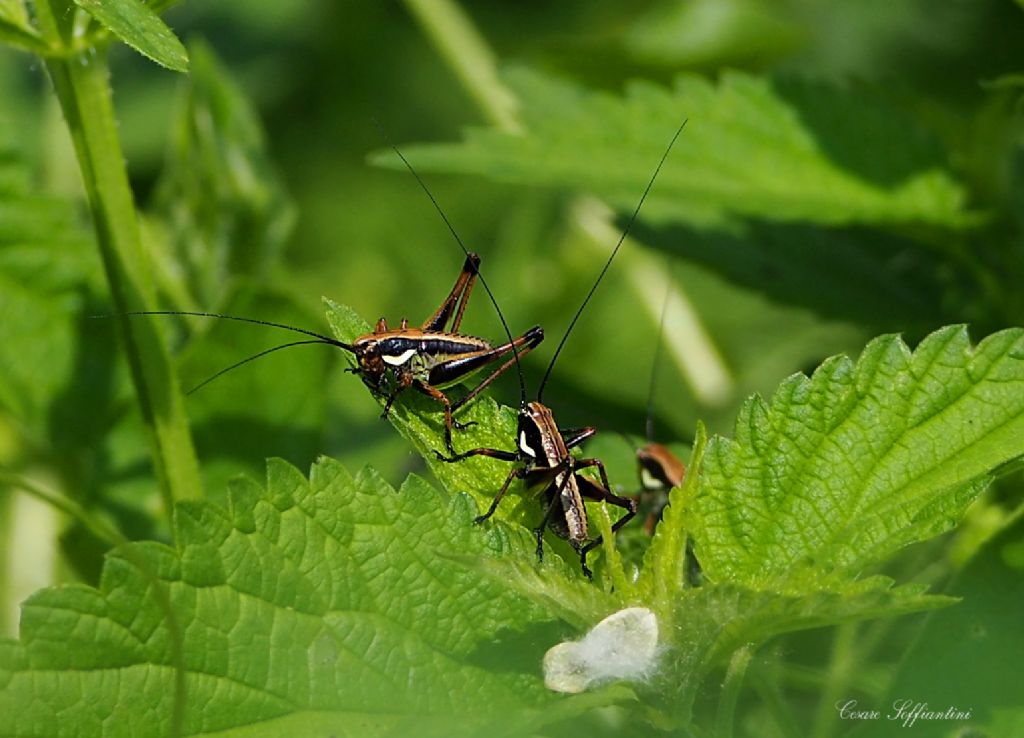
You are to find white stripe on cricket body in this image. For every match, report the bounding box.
[381,348,418,366]
[519,431,538,457]
[640,468,661,491]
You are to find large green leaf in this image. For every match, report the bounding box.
[0,457,624,737]
[688,326,1024,583]
[626,326,1024,725]
[374,68,974,230]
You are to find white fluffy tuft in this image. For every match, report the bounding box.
[543,607,660,693]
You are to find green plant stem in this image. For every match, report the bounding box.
[403,0,522,133]
[714,645,753,738]
[811,621,858,738]
[33,0,202,509]
[749,657,802,738]
[0,468,125,547]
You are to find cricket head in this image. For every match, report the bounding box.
[636,443,686,491]
[516,402,557,463]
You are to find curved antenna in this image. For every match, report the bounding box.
[186,339,339,394]
[372,119,528,408]
[537,119,688,402]
[645,264,674,443]
[103,311,353,350]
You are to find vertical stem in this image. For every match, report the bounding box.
[403,0,521,133]
[715,645,754,738]
[35,0,202,508]
[811,621,859,738]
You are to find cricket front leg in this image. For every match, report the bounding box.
[411,379,465,455]
[380,371,414,419]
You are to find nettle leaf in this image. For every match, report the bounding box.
[374,68,974,229]
[625,327,1024,723]
[0,457,630,737]
[690,325,1024,583]
[73,0,188,72]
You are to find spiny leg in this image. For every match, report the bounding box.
[577,477,638,568]
[435,445,517,464]
[447,326,544,417]
[380,372,413,419]
[421,253,480,332]
[534,493,562,562]
[560,427,598,451]
[575,457,612,491]
[412,379,460,455]
[475,465,528,524]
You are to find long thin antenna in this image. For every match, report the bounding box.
[102,311,353,350]
[372,118,528,407]
[186,339,338,394]
[645,264,674,442]
[537,119,687,402]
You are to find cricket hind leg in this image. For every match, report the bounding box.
[421,252,480,333]
[379,371,414,419]
[475,464,529,524]
[575,471,638,575]
[446,326,544,417]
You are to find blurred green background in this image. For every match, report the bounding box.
[1,2,1024,732]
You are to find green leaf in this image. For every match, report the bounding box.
[73,0,188,72]
[0,457,634,736]
[152,40,295,307]
[636,220,953,333]
[621,327,1024,724]
[373,68,975,229]
[690,325,1024,583]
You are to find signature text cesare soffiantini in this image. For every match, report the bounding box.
[836,699,972,728]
